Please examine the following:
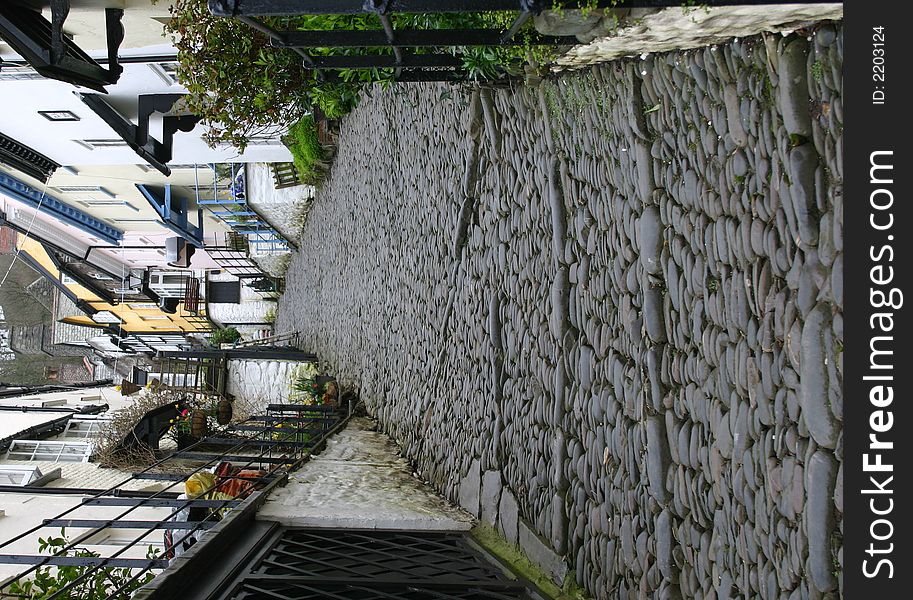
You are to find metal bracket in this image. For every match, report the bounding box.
[519,0,549,14]
[105,8,125,80]
[363,0,392,14]
[49,0,69,65]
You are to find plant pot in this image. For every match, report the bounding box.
[176,432,199,450]
[120,380,141,396]
[216,398,233,425]
[190,410,208,438]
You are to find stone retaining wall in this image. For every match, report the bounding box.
[226,359,298,409]
[278,24,844,600]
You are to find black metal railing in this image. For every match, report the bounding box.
[0,399,353,600]
[210,0,836,82]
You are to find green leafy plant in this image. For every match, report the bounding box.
[264,307,277,325]
[209,326,241,346]
[6,530,157,599]
[161,0,561,146]
[811,60,824,82]
[289,363,328,405]
[159,0,314,150]
[285,115,327,184]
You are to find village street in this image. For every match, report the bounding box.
[276,26,844,600]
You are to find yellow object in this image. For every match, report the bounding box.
[185,472,217,499]
[16,235,211,334]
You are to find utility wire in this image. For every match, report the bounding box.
[0,180,50,291]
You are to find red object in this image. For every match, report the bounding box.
[213,461,266,499]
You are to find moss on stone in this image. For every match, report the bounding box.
[469,525,591,600]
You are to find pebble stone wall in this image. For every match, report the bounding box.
[277,24,844,600]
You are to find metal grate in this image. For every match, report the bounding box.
[218,529,545,600]
[0,356,352,599]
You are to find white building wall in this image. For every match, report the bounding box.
[0,62,291,167]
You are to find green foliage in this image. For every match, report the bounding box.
[161,0,313,150]
[6,530,157,599]
[811,60,824,82]
[285,115,326,184]
[162,0,562,146]
[209,326,241,346]
[264,306,277,325]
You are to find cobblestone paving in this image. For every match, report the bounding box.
[278,24,844,599]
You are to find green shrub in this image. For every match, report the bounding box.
[160,0,314,150]
[209,326,241,346]
[285,115,325,184]
[161,0,560,147]
[6,530,157,599]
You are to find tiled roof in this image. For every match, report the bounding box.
[54,291,84,321]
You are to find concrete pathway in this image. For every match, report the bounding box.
[258,417,474,531]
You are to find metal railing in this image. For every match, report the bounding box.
[195,164,292,255]
[233,330,302,349]
[0,396,353,599]
[208,0,834,82]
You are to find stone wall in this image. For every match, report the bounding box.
[246,163,315,246]
[277,24,843,600]
[553,4,843,69]
[225,359,298,410]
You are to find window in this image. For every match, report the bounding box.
[55,185,115,197]
[0,466,46,486]
[61,417,111,439]
[74,139,130,150]
[5,440,92,462]
[91,311,122,324]
[38,110,80,122]
[83,531,164,548]
[0,66,43,81]
[78,200,139,212]
[149,62,180,86]
[129,302,159,310]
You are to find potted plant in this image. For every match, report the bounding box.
[288,363,338,406]
[169,408,198,449]
[209,326,241,348]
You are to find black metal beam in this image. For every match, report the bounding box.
[0,555,169,569]
[82,498,241,508]
[156,348,318,361]
[273,28,577,48]
[43,519,217,530]
[230,574,531,589]
[79,93,172,176]
[212,0,840,16]
[132,472,190,481]
[199,437,307,447]
[266,404,337,412]
[230,425,332,433]
[172,452,294,464]
[500,10,531,43]
[311,52,461,69]
[395,70,468,82]
[0,2,121,92]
